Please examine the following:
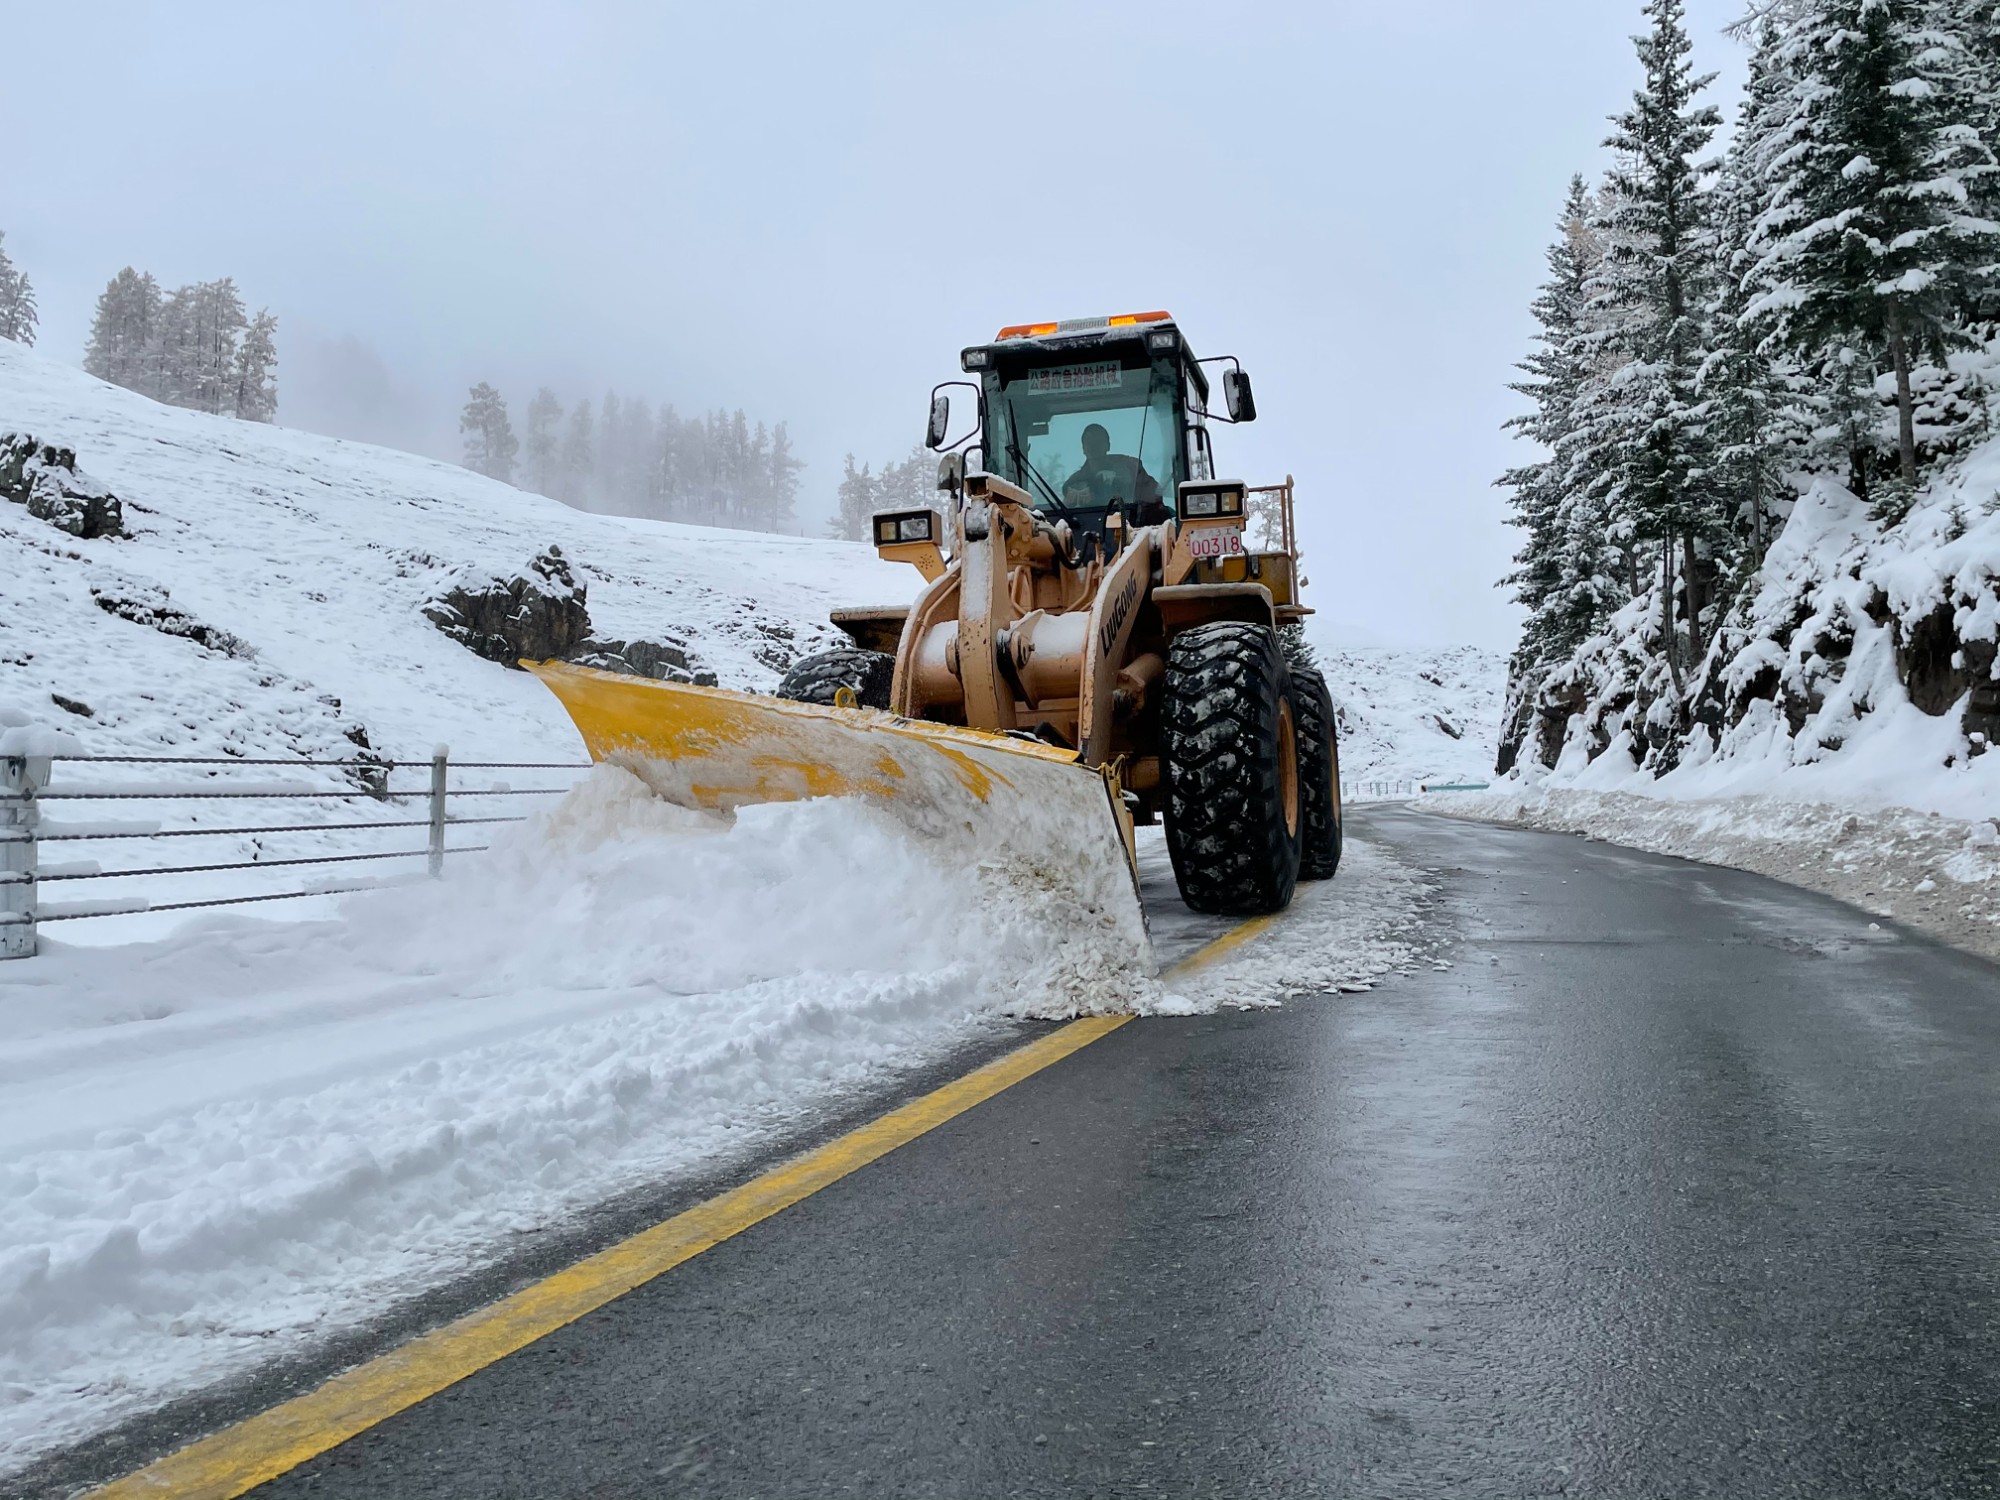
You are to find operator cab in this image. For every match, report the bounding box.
[929,311,1255,553]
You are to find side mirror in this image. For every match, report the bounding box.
[936,451,964,493]
[1223,369,1257,424]
[926,392,951,450]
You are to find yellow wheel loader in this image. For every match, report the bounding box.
[531,311,1340,916]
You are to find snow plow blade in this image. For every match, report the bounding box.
[525,660,1140,881]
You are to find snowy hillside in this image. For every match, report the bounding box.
[1311,642,1503,787]
[0,342,920,768]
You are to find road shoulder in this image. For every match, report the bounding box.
[1428,784,2000,965]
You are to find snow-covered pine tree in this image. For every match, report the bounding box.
[1933,0,2000,240]
[0,232,37,346]
[84,269,162,390]
[1703,18,1801,567]
[1589,0,1725,679]
[559,398,594,506]
[833,454,878,541]
[460,383,519,484]
[1501,176,1604,667]
[232,310,279,421]
[183,279,248,415]
[522,388,563,497]
[596,392,623,511]
[767,422,803,533]
[1748,0,1999,507]
[622,399,656,515]
[650,403,682,519]
[872,441,946,528]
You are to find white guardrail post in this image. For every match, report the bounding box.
[1,753,52,959]
[428,744,449,879]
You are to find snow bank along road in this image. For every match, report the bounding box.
[28,806,2000,1499]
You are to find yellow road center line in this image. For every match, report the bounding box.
[1164,911,1281,977]
[83,1013,1133,1500]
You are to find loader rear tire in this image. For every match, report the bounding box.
[1162,622,1303,916]
[1292,665,1343,880]
[776,647,894,710]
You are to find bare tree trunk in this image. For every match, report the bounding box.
[1660,538,1687,710]
[1751,469,1765,566]
[1682,532,1704,663]
[1886,307,1919,489]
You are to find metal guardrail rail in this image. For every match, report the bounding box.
[1,749,589,958]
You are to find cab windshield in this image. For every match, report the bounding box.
[986,356,1183,520]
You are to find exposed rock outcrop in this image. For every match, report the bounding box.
[0,433,124,539]
[92,584,255,658]
[422,546,592,666]
[423,546,716,684]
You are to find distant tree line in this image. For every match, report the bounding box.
[83,268,279,421]
[0,232,37,346]
[1499,0,2000,755]
[832,442,948,541]
[459,382,805,534]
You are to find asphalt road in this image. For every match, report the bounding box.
[136,809,2000,1495]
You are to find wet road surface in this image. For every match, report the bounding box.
[107,809,2000,1495]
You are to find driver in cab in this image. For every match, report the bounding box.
[1063,422,1166,524]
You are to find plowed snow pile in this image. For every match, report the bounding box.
[0,766,1155,1471]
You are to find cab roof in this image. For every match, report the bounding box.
[960,310,1207,402]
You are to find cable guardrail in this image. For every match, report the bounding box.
[1,748,590,958]
[1340,779,1492,803]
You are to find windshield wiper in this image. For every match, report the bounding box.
[1003,397,1077,522]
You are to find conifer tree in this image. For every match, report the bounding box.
[0,232,37,346]
[523,388,563,497]
[622,399,655,515]
[1934,0,2000,237]
[834,454,878,540]
[559,398,594,506]
[232,309,279,421]
[1502,176,1608,668]
[1703,19,1798,565]
[460,383,519,484]
[84,268,161,389]
[1590,0,1724,673]
[1748,0,1999,502]
[767,422,803,533]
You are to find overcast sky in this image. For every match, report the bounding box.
[10,1,1750,648]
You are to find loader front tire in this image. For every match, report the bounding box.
[1163,622,1303,916]
[1292,665,1343,880]
[776,647,894,710]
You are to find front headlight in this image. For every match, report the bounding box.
[1183,491,1221,518]
[897,515,933,542]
